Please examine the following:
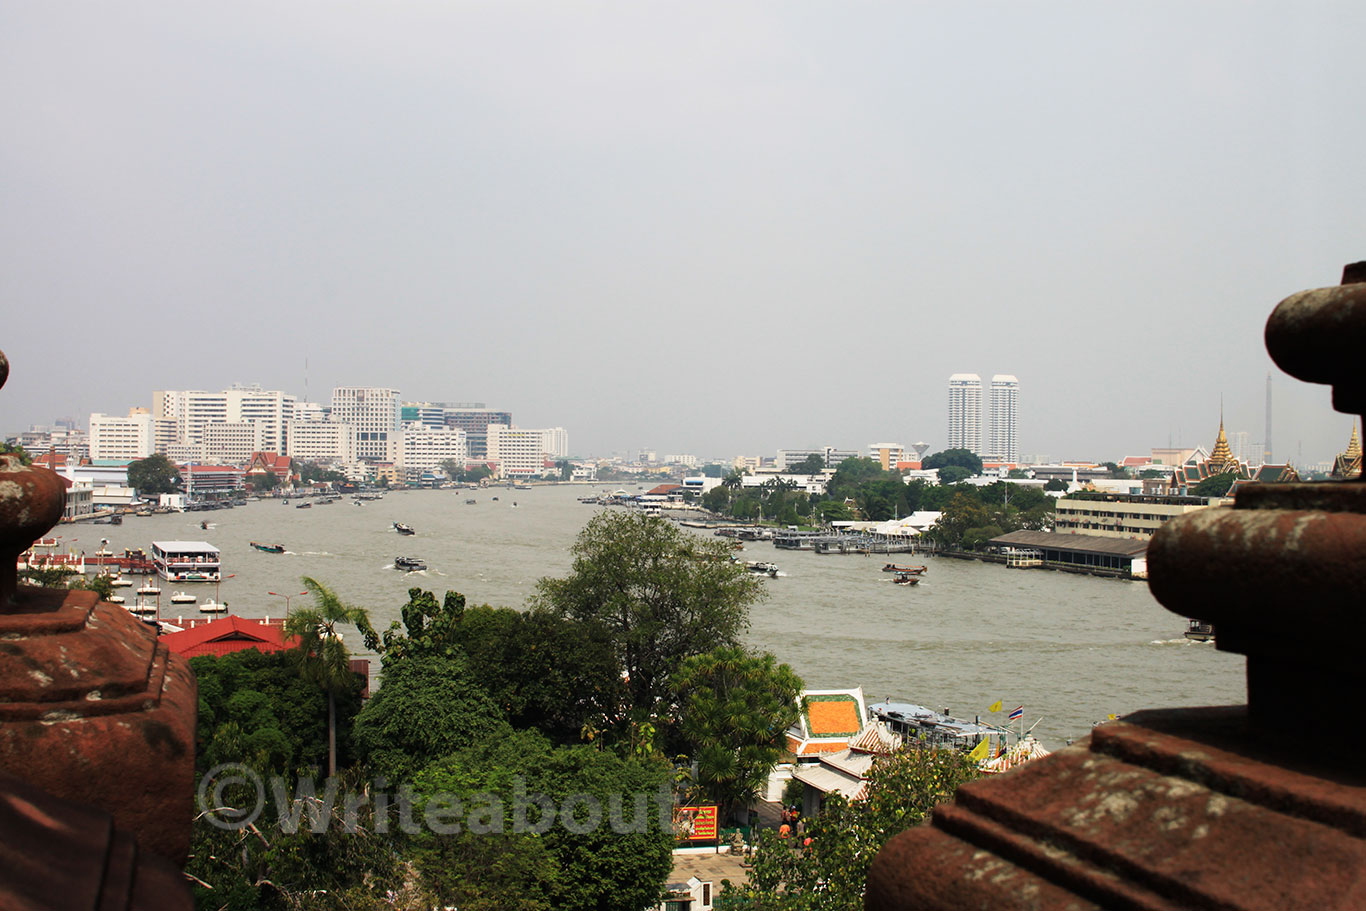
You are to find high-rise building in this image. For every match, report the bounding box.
[988,375,1019,463]
[330,387,401,461]
[947,374,983,455]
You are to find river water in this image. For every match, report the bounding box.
[73,484,1244,749]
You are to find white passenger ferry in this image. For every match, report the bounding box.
[150,541,222,583]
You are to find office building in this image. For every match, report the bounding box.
[330,387,401,461]
[487,424,551,477]
[398,426,468,481]
[88,411,155,461]
[441,405,512,459]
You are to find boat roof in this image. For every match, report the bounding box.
[870,701,997,739]
[151,541,220,553]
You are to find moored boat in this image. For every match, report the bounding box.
[169,591,196,604]
[136,581,160,596]
[250,541,286,554]
[198,599,227,613]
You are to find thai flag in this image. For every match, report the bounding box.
[1008,706,1024,721]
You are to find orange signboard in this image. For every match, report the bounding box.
[674,805,719,840]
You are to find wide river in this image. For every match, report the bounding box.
[75,484,1244,749]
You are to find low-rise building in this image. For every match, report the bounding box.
[1054,492,1217,539]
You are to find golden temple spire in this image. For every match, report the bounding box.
[1347,422,1361,460]
[1208,413,1236,472]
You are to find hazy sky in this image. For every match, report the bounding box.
[4,3,1363,464]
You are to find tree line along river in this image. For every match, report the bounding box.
[73,483,1244,749]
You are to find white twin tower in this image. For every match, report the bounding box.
[947,374,1018,463]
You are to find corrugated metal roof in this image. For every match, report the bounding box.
[989,530,1149,558]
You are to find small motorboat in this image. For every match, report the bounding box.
[393,522,415,535]
[744,561,779,577]
[296,502,312,509]
[882,563,928,575]
[892,572,921,586]
[170,591,196,604]
[394,556,426,572]
[250,541,286,554]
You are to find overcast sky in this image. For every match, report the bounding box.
[3,3,1362,464]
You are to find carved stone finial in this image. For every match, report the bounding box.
[1264,263,1366,419]
[0,350,68,607]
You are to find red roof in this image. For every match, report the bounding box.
[160,615,294,658]
[645,484,683,496]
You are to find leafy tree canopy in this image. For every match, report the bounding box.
[1192,471,1239,498]
[786,454,826,475]
[671,646,803,820]
[921,449,983,475]
[352,652,513,783]
[414,730,674,911]
[533,511,761,723]
[127,453,181,495]
[937,465,972,485]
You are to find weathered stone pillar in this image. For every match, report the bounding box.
[0,350,195,909]
[866,265,1366,910]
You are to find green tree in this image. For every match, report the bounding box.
[1192,471,1239,497]
[1044,478,1069,491]
[534,511,762,725]
[727,746,979,910]
[922,448,984,475]
[452,604,626,744]
[413,729,674,911]
[248,472,279,492]
[352,652,512,784]
[126,453,181,495]
[283,577,374,777]
[671,647,803,822]
[787,454,825,475]
[936,465,972,485]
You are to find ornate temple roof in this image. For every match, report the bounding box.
[1206,416,1241,475]
[1333,423,1362,479]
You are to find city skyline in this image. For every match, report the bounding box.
[2,5,1358,462]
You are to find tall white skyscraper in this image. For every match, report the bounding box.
[988,374,1019,463]
[947,374,983,455]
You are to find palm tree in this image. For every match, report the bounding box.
[284,577,373,777]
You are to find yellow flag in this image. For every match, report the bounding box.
[987,700,1003,714]
[968,737,990,762]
